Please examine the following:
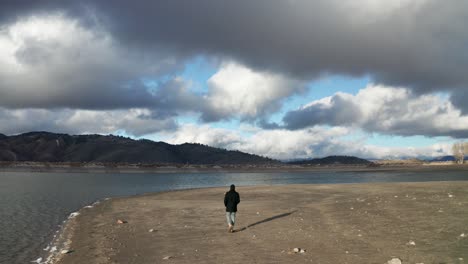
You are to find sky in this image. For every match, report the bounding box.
[0,0,467,160]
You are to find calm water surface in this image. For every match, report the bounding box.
[1,170,468,264]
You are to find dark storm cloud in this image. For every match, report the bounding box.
[0,10,188,111]
[283,94,363,130]
[2,0,468,113]
[4,1,468,83]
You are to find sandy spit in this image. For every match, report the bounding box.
[52,182,468,264]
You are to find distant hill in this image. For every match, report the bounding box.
[373,158,424,165]
[429,156,455,162]
[0,132,277,165]
[287,155,372,165]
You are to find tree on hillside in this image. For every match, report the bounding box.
[452,142,466,164]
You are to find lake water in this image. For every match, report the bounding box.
[1,170,468,264]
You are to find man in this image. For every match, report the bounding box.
[224,184,240,233]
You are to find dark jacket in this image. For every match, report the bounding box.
[224,189,240,212]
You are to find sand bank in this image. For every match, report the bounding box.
[51,182,468,264]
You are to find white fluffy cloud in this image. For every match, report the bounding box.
[165,123,451,160]
[283,85,468,138]
[166,124,349,159]
[202,62,305,121]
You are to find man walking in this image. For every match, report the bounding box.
[224,184,240,233]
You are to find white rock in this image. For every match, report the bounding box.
[31,257,42,263]
[116,219,127,224]
[293,248,300,253]
[460,233,466,237]
[50,246,57,252]
[387,258,402,264]
[68,212,80,219]
[407,240,416,246]
[149,229,155,232]
[162,256,172,260]
[300,249,306,253]
[61,249,72,254]
[448,194,454,198]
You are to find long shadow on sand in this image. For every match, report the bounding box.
[235,211,297,232]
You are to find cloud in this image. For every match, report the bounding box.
[3,2,468,88]
[165,123,453,160]
[166,124,351,159]
[202,62,305,121]
[3,1,467,108]
[0,108,176,136]
[282,84,468,138]
[0,14,302,123]
[0,13,183,110]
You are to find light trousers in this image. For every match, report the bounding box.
[226,212,236,226]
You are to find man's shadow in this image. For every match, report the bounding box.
[235,210,297,232]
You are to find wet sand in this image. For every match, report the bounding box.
[51,182,468,264]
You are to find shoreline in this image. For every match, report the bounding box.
[2,163,468,174]
[49,182,468,264]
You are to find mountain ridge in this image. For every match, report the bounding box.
[0,131,277,165]
[287,155,372,165]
